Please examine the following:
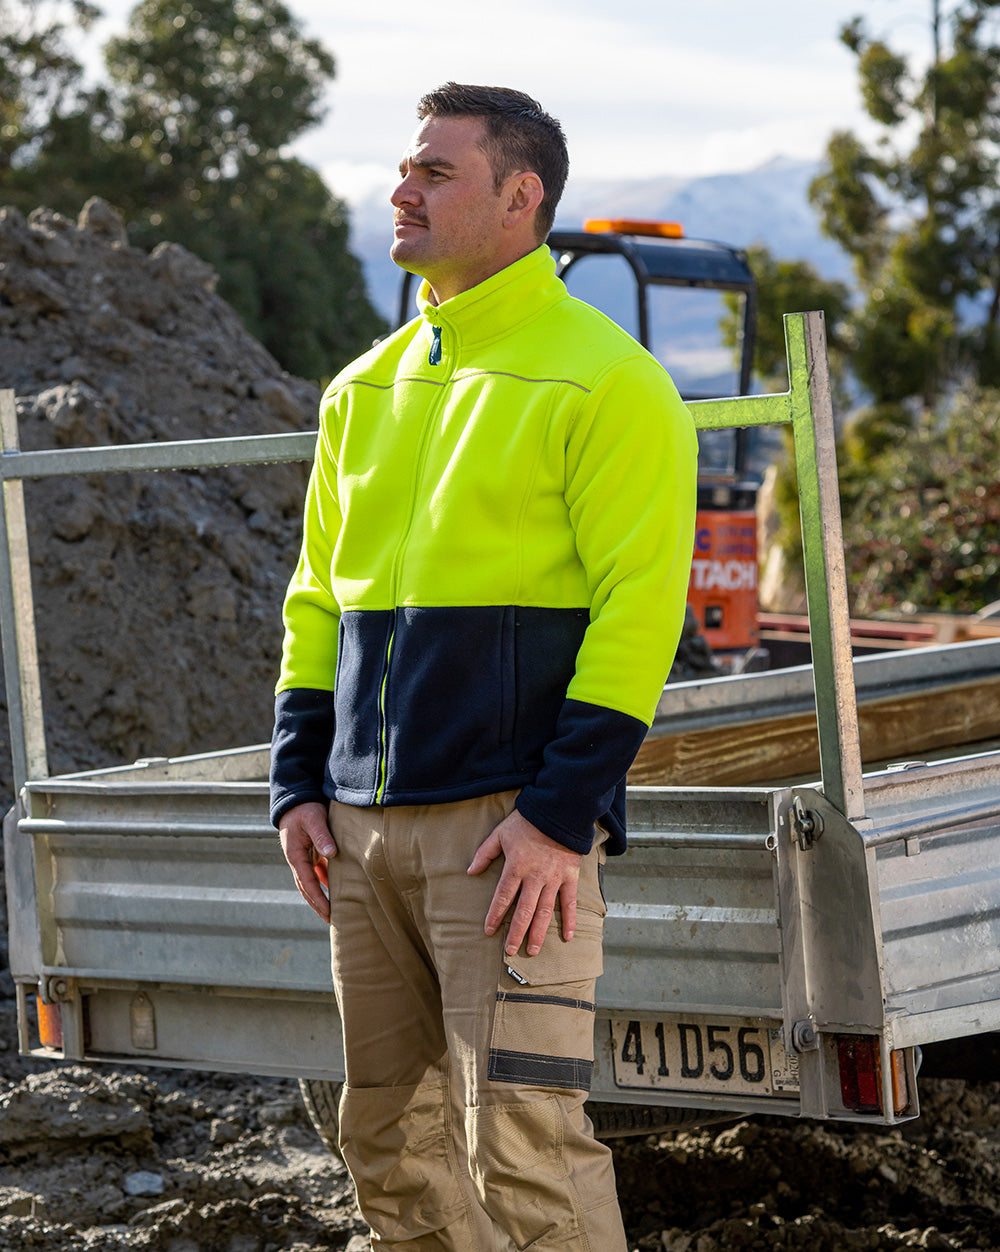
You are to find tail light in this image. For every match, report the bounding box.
[837,1033,909,1115]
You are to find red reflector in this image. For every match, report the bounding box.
[837,1034,881,1112]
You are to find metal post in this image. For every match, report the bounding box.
[784,314,864,821]
[688,312,864,820]
[0,390,48,791]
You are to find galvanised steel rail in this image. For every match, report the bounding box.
[686,314,860,820]
[0,312,860,818]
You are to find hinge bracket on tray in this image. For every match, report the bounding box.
[791,796,824,851]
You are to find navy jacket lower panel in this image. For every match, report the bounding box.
[270,604,644,853]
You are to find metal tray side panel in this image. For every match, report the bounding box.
[79,987,345,1081]
[863,755,1000,1046]
[23,780,785,1020]
[602,844,781,1016]
[877,830,1000,1042]
[23,781,334,994]
[603,790,782,1017]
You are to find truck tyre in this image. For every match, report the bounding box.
[298,1078,344,1158]
[299,1078,731,1156]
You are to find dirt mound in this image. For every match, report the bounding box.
[0,197,318,811]
[615,1081,1000,1250]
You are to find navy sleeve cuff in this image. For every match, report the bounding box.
[269,687,336,828]
[515,698,646,855]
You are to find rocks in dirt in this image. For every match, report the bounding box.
[0,263,70,316]
[32,381,113,447]
[257,1094,304,1128]
[251,376,310,423]
[612,1083,1000,1249]
[124,1172,166,1198]
[0,1066,151,1154]
[209,1117,242,1147]
[0,1190,43,1219]
[147,241,217,291]
[0,1001,361,1250]
[78,196,129,246]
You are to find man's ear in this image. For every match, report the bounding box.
[503,172,545,231]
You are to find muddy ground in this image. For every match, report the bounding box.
[2,201,1000,1250]
[3,995,1000,1251]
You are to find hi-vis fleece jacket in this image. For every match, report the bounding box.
[269,244,698,856]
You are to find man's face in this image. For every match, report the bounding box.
[390,114,512,304]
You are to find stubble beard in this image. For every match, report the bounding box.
[390,228,429,273]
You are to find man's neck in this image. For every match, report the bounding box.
[422,241,541,307]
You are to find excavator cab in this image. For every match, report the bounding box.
[549,220,761,665]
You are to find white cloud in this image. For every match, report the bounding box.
[75,0,941,206]
[298,1,868,196]
[320,161,396,211]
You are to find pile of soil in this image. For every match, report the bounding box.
[0,197,317,811]
[616,1055,1000,1250]
[2,200,1000,1251]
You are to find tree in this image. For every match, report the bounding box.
[101,0,385,377]
[841,387,1000,614]
[4,0,385,379]
[102,0,334,195]
[720,243,851,395]
[809,1,1000,409]
[152,157,385,382]
[0,0,100,191]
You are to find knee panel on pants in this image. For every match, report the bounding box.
[468,1096,588,1248]
[339,1079,470,1242]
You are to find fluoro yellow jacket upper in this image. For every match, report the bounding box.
[270,245,698,854]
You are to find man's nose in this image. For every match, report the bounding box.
[391,174,420,208]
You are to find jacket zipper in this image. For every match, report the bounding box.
[428,325,442,365]
[374,621,395,803]
[375,322,446,800]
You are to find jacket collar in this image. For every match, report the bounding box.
[416,245,563,352]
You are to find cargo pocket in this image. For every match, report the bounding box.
[488,915,604,1093]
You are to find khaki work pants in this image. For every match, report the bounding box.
[328,790,628,1251]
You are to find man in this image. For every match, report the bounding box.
[271,83,697,1251]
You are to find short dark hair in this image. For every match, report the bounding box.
[416,83,569,241]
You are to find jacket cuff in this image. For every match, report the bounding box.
[515,698,647,855]
[269,687,336,828]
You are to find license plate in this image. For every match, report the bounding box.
[610,1014,800,1097]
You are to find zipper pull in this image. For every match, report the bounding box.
[428,325,442,366]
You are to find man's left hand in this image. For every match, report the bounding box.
[468,809,583,957]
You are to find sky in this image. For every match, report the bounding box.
[83,0,941,210]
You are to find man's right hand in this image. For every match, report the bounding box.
[278,801,337,923]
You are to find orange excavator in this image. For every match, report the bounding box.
[548,219,761,668]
